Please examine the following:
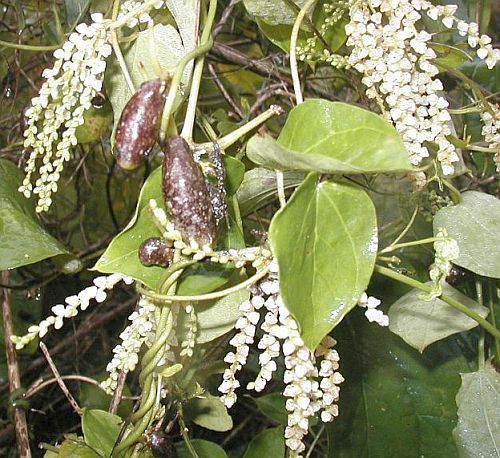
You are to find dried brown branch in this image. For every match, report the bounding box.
[2,271,32,458]
[39,342,82,415]
[109,371,127,415]
[24,375,101,399]
[207,63,244,119]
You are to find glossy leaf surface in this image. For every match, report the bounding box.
[247,100,412,174]
[328,315,476,457]
[185,394,233,432]
[176,439,227,458]
[453,363,500,457]
[388,282,489,353]
[434,191,500,278]
[82,409,122,457]
[243,427,285,458]
[270,173,378,349]
[0,159,68,270]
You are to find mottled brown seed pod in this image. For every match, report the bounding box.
[138,238,174,267]
[114,79,167,170]
[205,143,227,226]
[146,430,177,458]
[162,136,216,246]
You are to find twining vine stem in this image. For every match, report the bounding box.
[181,0,218,142]
[375,265,500,340]
[290,0,318,104]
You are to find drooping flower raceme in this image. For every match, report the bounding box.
[19,1,168,212]
[20,13,112,212]
[480,102,500,172]
[344,0,500,176]
[219,261,343,458]
[10,273,132,350]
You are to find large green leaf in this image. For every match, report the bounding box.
[0,159,68,270]
[453,363,500,457]
[328,315,476,457]
[388,282,489,353]
[184,394,233,432]
[92,167,165,288]
[175,439,227,458]
[236,168,304,216]
[255,4,347,54]
[434,191,500,279]
[53,435,101,458]
[253,393,288,425]
[243,0,306,25]
[82,409,122,457]
[243,427,285,458]
[247,100,412,174]
[65,0,91,26]
[270,173,378,349]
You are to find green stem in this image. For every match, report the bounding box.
[0,40,59,51]
[290,0,318,103]
[138,264,271,303]
[466,144,500,154]
[442,179,462,204]
[178,404,200,458]
[387,205,418,248]
[375,265,500,340]
[197,105,283,151]
[113,409,155,455]
[159,37,214,143]
[156,260,198,292]
[115,252,185,455]
[476,280,485,368]
[479,0,492,34]
[487,279,500,362]
[379,237,446,255]
[181,0,218,142]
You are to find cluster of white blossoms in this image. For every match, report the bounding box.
[101,296,184,394]
[117,0,165,28]
[480,102,500,171]
[426,227,459,300]
[344,0,500,176]
[358,292,388,326]
[20,13,112,212]
[19,1,168,212]
[11,274,131,350]
[149,199,272,268]
[297,0,351,68]
[180,305,197,357]
[219,261,343,457]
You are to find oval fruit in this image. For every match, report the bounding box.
[114,79,167,170]
[138,237,174,267]
[162,136,216,246]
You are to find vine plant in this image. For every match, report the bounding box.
[0,0,499,457]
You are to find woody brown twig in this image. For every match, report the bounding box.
[2,271,31,458]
